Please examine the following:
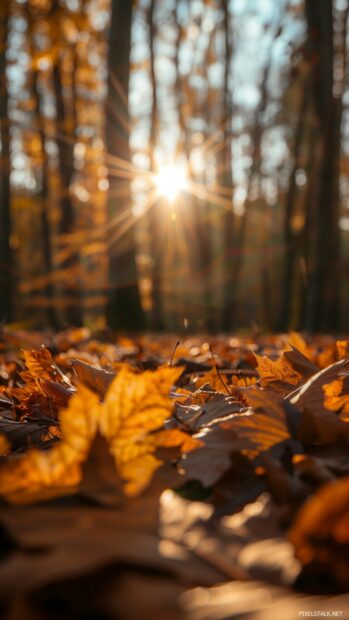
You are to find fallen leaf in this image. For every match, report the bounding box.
[221,388,296,459]
[323,377,349,422]
[100,365,191,496]
[288,475,349,589]
[0,365,199,502]
[0,417,60,452]
[71,359,116,399]
[336,340,349,360]
[23,347,68,384]
[0,384,100,503]
[254,350,302,394]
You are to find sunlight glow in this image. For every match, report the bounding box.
[154,164,188,202]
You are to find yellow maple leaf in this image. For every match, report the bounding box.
[100,365,186,496]
[0,365,197,502]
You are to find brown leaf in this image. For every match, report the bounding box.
[71,359,115,399]
[174,394,241,432]
[254,349,302,393]
[23,347,67,384]
[180,425,253,486]
[288,475,349,589]
[222,388,295,459]
[0,418,59,452]
[39,379,75,410]
[283,345,319,379]
[287,360,349,444]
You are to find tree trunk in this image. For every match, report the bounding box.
[53,53,82,326]
[279,84,308,330]
[0,4,12,322]
[220,0,234,332]
[33,72,58,328]
[106,0,144,331]
[230,52,272,329]
[26,4,58,328]
[148,0,165,331]
[304,0,343,332]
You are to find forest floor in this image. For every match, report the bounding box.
[0,327,349,619]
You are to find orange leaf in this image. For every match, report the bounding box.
[337,340,349,360]
[23,347,59,382]
[287,332,311,360]
[254,350,302,390]
[323,378,349,423]
[288,475,349,587]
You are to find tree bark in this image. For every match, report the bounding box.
[53,48,82,326]
[279,84,308,330]
[0,3,12,322]
[304,0,343,331]
[26,4,58,328]
[106,0,144,331]
[220,0,234,332]
[147,0,165,330]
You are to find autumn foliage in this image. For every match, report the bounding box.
[1,328,349,616]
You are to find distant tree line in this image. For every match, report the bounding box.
[0,0,349,333]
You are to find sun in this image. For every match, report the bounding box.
[153,163,188,202]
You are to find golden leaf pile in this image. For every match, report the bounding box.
[0,365,199,503]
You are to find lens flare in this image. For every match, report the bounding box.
[154,164,188,202]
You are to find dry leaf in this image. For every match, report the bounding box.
[254,350,302,392]
[0,384,100,503]
[336,340,349,360]
[288,475,349,588]
[287,332,311,360]
[71,358,116,398]
[323,378,349,422]
[0,365,198,501]
[23,347,67,384]
[100,365,190,496]
[0,435,9,455]
[222,388,293,459]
